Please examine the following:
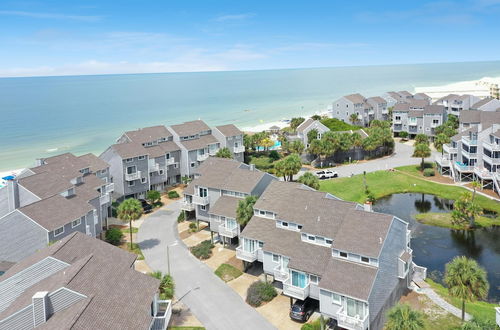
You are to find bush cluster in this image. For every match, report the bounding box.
[245,281,277,307]
[423,168,435,177]
[188,222,198,232]
[105,228,123,246]
[168,190,180,199]
[177,211,185,223]
[190,240,214,259]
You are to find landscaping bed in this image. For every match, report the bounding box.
[215,263,243,282]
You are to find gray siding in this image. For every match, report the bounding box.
[368,218,409,330]
[47,211,92,243]
[263,251,278,274]
[0,211,48,263]
[251,174,277,197]
[100,148,125,197]
[18,185,40,208]
[122,157,149,198]
[0,188,9,217]
[47,288,86,315]
[195,188,221,222]
[0,305,32,330]
[319,289,342,318]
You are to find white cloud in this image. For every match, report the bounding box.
[214,13,255,22]
[0,10,102,22]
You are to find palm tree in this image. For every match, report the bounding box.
[434,133,451,154]
[297,172,320,190]
[307,129,319,144]
[350,132,363,149]
[236,195,258,228]
[288,140,305,155]
[444,256,489,321]
[283,153,302,181]
[412,143,431,171]
[385,304,424,330]
[414,134,429,146]
[338,133,353,152]
[260,137,274,151]
[349,113,359,125]
[117,198,143,246]
[215,147,233,158]
[451,191,483,228]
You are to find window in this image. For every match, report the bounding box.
[361,256,370,263]
[71,218,81,228]
[200,205,206,211]
[272,254,279,262]
[340,251,348,258]
[159,169,164,175]
[126,166,136,174]
[141,177,147,184]
[282,222,288,228]
[309,275,319,284]
[190,162,196,168]
[298,225,303,230]
[138,155,146,160]
[125,158,133,163]
[174,163,179,169]
[307,235,315,242]
[259,210,265,216]
[54,226,64,237]
[325,239,332,245]
[127,181,135,187]
[332,293,341,305]
[258,241,264,248]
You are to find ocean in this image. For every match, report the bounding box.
[1,60,500,172]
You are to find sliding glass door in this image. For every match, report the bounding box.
[291,270,307,288]
[346,298,364,318]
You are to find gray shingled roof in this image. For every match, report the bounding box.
[471,97,494,109]
[460,110,500,128]
[398,91,412,97]
[393,103,410,112]
[215,124,243,137]
[296,118,314,133]
[408,110,423,118]
[18,171,74,199]
[409,99,430,108]
[77,153,109,172]
[110,142,149,158]
[424,104,445,115]
[344,93,366,104]
[170,120,211,137]
[0,233,158,330]
[124,125,172,143]
[209,195,241,219]
[179,134,219,151]
[319,258,378,301]
[366,96,386,104]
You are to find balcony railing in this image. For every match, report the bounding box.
[336,307,369,330]
[166,158,175,165]
[474,167,493,179]
[484,154,500,165]
[461,150,477,159]
[412,262,427,282]
[408,121,417,126]
[483,141,500,151]
[105,183,114,194]
[99,193,110,205]
[283,278,310,300]
[209,149,219,156]
[218,223,238,238]
[125,171,141,181]
[462,136,477,146]
[197,153,209,162]
[454,162,474,172]
[435,156,450,167]
[149,299,172,330]
[443,144,457,154]
[393,119,402,124]
[233,145,245,153]
[181,200,195,211]
[273,265,289,282]
[192,195,209,205]
[149,162,160,173]
[236,246,258,262]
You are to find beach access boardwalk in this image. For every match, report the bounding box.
[138,201,275,330]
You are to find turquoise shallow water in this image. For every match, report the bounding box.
[1,61,500,171]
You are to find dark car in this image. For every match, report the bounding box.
[289,298,318,322]
[139,199,153,213]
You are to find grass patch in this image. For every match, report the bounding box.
[215,263,243,282]
[397,163,434,177]
[122,227,139,234]
[426,279,499,323]
[320,118,360,131]
[319,170,500,216]
[248,155,276,172]
[415,213,500,230]
[127,242,144,260]
[190,240,214,260]
[421,310,461,330]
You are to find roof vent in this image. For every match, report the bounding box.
[379,237,383,244]
[32,291,49,327]
[305,205,308,210]
[317,216,320,222]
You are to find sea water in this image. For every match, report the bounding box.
[1,60,500,171]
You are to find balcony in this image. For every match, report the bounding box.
[462,136,477,146]
[236,246,258,262]
[381,108,389,114]
[443,144,457,154]
[408,121,417,126]
[105,183,114,194]
[197,153,209,162]
[166,158,175,165]
[336,307,369,330]
[431,122,440,128]
[474,167,493,179]
[125,171,141,181]
[209,149,219,156]
[192,195,209,205]
[218,223,238,238]
[233,145,245,153]
[99,193,110,205]
[483,141,500,151]
[484,154,500,165]
[180,200,195,211]
[435,156,450,167]
[150,299,172,330]
[283,278,310,300]
[149,162,160,173]
[454,162,474,172]
[461,149,477,159]
[394,119,402,124]
[273,265,289,282]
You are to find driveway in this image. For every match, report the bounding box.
[138,201,276,330]
[297,142,440,178]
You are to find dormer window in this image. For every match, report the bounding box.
[325,239,332,245]
[339,251,348,258]
[361,256,370,263]
[126,158,133,163]
[138,155,146,160]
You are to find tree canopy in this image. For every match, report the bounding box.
[236,195,258,227]
[215,147,233,159]
[412,143,431,171]
[146,190,161,205]
[385,304,424,330]
[297,172,320,190]
[274,153,302,181]
[117,198,143,245]
[290,117,305,131]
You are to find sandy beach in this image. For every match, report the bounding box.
[415,76,500,100]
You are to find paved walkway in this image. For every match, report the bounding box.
[297,142,440,178]
[419,287,471,321]
[138,201,276,330]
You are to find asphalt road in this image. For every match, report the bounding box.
[138,201,276,330]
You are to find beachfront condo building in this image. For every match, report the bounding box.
[381,91,414,107]
[236,180,424,330]
[392,101,446,138]
[0,153,113,265]
[433,94,480,117]
[181,157,276,244]
[327,93,389,127]
[0,232,170,330]
[100,120,244,200]
[293,118,331,146]
[435,110,500,196]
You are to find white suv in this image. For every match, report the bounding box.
[314,170,338,179]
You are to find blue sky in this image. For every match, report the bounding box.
[0,0,499,77]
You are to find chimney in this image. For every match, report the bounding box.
[7,179,19,211]
[249,164,255,171]
[32,291,49,326]
[363,201,372,212]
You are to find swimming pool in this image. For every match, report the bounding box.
[256,141,281,151]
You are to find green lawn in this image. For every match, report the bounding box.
[319,170,500,215]
[397,163,434,176]
[426,279,499,323]
[415,213,500,230]
[122,227,139,234]
[214,263,243,282]
[127,242,144,260]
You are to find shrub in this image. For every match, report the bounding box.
[168,190,180,199]
[146,190,161,205]
[149,272,175,300]
[423,168,435,177]
[268,150,280,161]
[301,318,323,330]
[190,240,214,259]
[188,222,198,232]
[105,228,123,246]
[177,211,185,223]
[245,281,277,307]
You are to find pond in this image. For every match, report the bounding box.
[373,193,500,301]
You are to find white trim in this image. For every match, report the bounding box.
[54,226,65,237]
[71,218,82,228]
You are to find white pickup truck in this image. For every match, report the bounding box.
[313,170,339,179]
